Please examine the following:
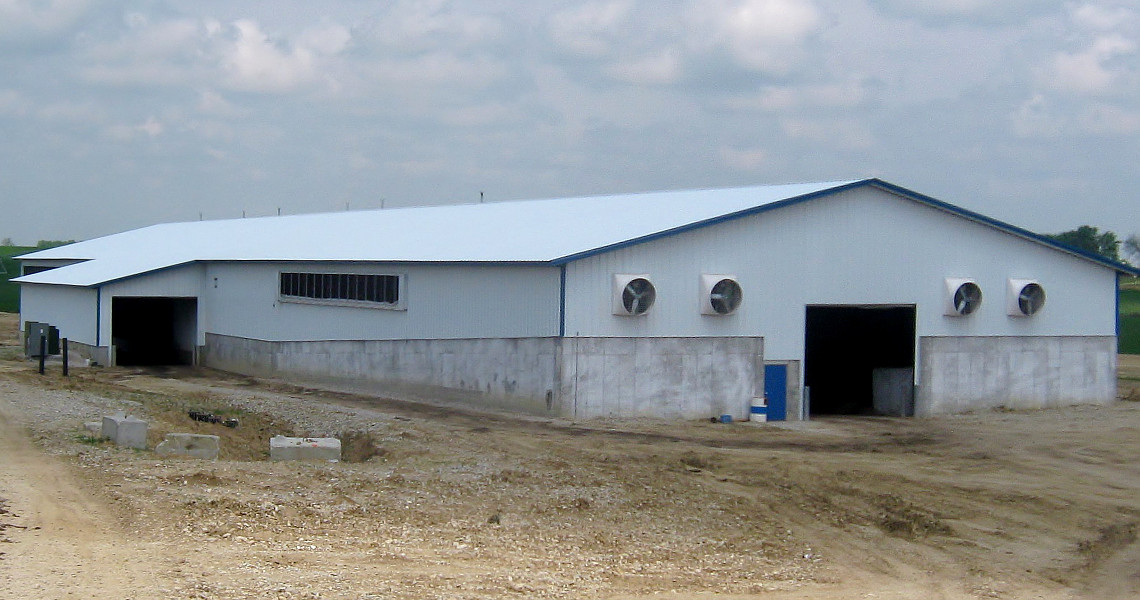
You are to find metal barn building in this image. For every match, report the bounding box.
[15,179,1139,420]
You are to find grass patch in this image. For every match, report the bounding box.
[0,246,34,314]
[1121,315,1140,355]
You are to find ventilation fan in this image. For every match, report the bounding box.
[944,278,982,317]
[700,274,743,315]
[1007,279,1045,316]
[612,274,656,316]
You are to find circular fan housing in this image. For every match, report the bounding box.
[612,274,656,316]
[701,275,743,315]
[944,278,982,317]
[1017,282,1045,316]
[622,278,656,315]
[1007,279,1046,317]
[952,282,982,315]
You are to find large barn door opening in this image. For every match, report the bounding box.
[804,305,916,417]
[111,297,198,366]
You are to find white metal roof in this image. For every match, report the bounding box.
[18,177,1137,288]
[14,180,863,287]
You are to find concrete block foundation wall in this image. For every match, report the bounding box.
[204,334,562,415]
[918,336,1117,415]
[204,333,764,420]
[559,337,763,420]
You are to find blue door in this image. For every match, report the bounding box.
[764,364,788,421]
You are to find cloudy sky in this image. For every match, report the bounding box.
[1,0,1137,244]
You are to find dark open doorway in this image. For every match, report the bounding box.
[804,305,916,416]
[111,297,198,366]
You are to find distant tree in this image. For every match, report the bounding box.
[1125,234,1140,266]
[1,237,12,246]
[1045,225,1121,262]
[34,239,75,249]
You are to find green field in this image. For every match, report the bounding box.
[0,246,34,313]
[1121,280,1140,355]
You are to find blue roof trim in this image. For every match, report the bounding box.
[551,178,1140,277]
[550,179,873,265]
[867,179,1140,277]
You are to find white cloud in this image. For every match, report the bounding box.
[1049,33,1136,94]
[0,0,89,42]
[362,0,504,52]
[696,0,820,73]
[547,1,632,57]
[1078,102,1140,135]
[105,116,164,141]
[1072,3,1135,30]
[222,20,318,92]
[724,81,870,112]
[604,50,681,85]
[0,89,30,116]
[781,117,874,149]
[720,146,768,170]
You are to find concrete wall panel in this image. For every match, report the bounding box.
[204,334,562,415]
[559,336,762,420]
[917,336,1117,415]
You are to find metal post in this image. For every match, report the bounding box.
[38,335,46,375]
[62,338,69,377]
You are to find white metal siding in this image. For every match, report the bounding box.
[19,284,99,346]
[203,262,561,342]
[100,264,207,346]
[563,186,1118,362]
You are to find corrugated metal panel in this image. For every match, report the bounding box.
[564,186,1117,354]
[203,262,560,342]
[13,180,862,287]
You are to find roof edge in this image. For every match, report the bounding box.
[551,179,873,265]
[866,179,1140,277]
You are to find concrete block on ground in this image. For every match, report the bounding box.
[102,414,148,449]
[155,433,220,460]
[270,436,341,462]
[84,421,103,436]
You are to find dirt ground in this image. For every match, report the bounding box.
[3,312,1140,599]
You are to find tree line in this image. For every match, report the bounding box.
[1045,226,1139,266]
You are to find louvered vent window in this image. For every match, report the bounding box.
[279,272,401,307]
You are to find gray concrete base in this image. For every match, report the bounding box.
[63,340,109,367]
[270,436,341,462]
[102,415,147,449]
[559,337,763,420]
[918,336,1117,415]
[204,334,560,415]
[156,433,220,460]
[872,368,914,416]
[203,333,764,421]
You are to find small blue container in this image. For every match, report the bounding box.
[719,414,733,424]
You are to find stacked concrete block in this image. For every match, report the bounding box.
[101,414,148,449]
[155,433,220,460]
[270,436,341,462]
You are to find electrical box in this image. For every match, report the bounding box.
[25,322,60,357]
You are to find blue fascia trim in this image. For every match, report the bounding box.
[550,177,1140,277]
[867,180,1140,277]
[550,179,874,265]
[558,264,567,338]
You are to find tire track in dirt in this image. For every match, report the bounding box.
[0,397,176,599]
